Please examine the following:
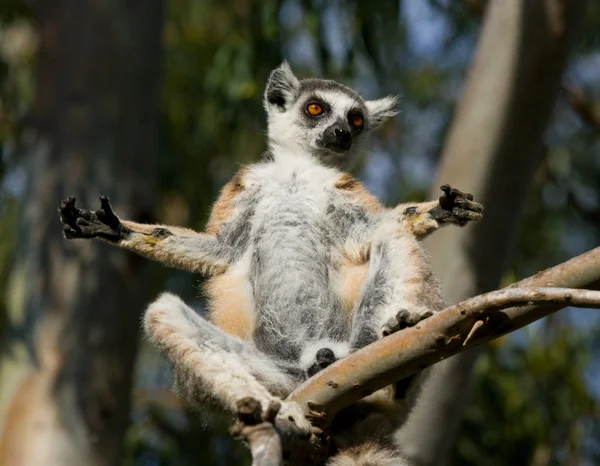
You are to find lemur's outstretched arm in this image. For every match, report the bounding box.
[397,185,484,240]
[59,168,254,275]
[59,196,234,275]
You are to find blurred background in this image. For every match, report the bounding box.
[0,1,599,465]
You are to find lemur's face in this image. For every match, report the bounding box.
[264,62,397,166]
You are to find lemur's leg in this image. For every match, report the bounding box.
[349,229,443,350]
[59,196,234,274]
[399,184,483,239]
[144,292,312,435]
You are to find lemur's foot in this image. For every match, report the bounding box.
[434,184,483,226]
[58,195,128,241]
[276,400,312,439]
[381,309,434,337]
[306,348,337,377]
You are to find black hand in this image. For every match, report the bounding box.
[58,196,127,241]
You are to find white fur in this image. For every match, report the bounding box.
[365,95,399,127]
[299,339,351,370]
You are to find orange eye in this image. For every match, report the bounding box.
[307,103,323,116]
[350,114,363,128]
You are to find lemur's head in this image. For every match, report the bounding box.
[264,62,397,167]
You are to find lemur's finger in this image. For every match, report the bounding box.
[99,195,117,218]
[58,196,78,223]
[78,209,95,221]
[62,224,80,239]
[440,184,451,194]
[452,208,483,222]
[449,187,474,201]
[454,197,484,213]
[60,196,76,212]
[451,187,472,200]
[439,184,457,210]
[76,217,91,228]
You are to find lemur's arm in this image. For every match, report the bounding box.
[396,184,483,239]
[58,169,253,275]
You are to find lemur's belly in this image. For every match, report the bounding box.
[209,165,368,359]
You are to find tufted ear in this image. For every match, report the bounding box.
[365,95,399,129]
[264,61,300,112]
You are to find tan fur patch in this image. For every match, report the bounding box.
[335,173,382,214]
[206,167,249,236]
[119,234,228,275]
[337,242,371,313]
[121,220,201,237]
[205,274,255,340]
[397,200,441,239]
[337,262,370,314]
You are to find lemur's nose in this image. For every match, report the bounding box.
[334,128,352,147]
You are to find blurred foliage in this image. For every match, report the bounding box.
[0,0,32,351]
[452,329,600,466]
[1,0,599,465]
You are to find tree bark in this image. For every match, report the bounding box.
[393,1,585,464]
[0,1,163,465]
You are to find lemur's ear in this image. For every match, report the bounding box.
[365,95,399,129]
[264,61,300,112]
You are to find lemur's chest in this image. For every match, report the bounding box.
[255,164,336,220]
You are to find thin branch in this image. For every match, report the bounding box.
[449,287,600,314]
[288,246,600,418]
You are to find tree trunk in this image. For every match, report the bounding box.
[0,1,163,464]
[394,1,585,464]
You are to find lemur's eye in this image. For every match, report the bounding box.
[307,103,323,116]
[350,114,363,128]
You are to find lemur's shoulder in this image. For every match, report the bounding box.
[206,166,254,236]
[334,172,383,215]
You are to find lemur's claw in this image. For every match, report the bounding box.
[382,309,434,337]
[437,184,483,225]
[58,195,124,241]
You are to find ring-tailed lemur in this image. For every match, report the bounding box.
[59,62,482,465]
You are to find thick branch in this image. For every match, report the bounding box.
[288,246,600,417]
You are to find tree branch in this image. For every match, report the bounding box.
[288,246,600,418]
[230,398,283,466]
